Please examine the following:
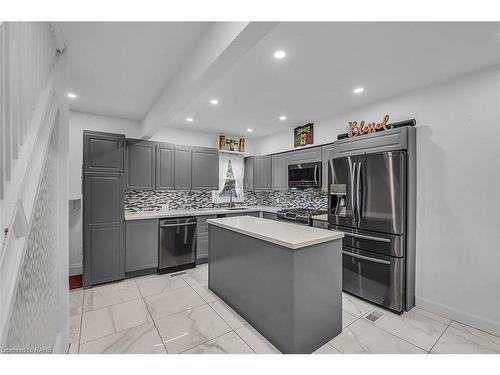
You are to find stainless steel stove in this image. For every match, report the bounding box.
[276,208,327,226]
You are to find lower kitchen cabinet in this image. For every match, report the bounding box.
[262,211,277,220]
[196,215,217,263]
[125,219,159,275]
[312,218,329,229]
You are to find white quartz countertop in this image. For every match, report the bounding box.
[207,216,344,250]
[311,214,328,221]
[125,206,280,221]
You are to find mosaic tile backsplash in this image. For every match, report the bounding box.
[125,189,327,212]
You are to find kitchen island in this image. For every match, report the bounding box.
[207,216,344,354]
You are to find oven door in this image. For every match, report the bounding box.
[342,246,404,313]
[288,162,321,189]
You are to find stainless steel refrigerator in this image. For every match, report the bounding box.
[328,127,416,313]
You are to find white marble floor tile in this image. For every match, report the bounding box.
[182,331,254,354]
[192,283,220,303]
[135,273,188,297]
[372,307,450,351]
[80,298,151,343]
[235,325,281,354]
[69,290,83,316]
[181,265,208,286]
[341,293,375,318]
[313,343,342,354]
[145,286,206,321]
[155,304,231,353]
[79,322,166,354]
[342,310,358,329]
[329,319,425,354]
[70,314,82,345]
[431,321,500,354]
[83,280,141,312]
[210,300,248,330]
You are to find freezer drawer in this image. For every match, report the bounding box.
[331,224,404,257]
[342,246,404,313]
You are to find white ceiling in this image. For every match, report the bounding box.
[172,22,500,137]
[60,22,500,136]
[59,22,210,120]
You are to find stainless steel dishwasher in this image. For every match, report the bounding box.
[159,217,197,274]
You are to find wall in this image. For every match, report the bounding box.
[252,65,500,335]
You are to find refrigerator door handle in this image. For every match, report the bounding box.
[313,164,318,184]
[345,232,391,243]
[342,250,391,265]
[356,161,362,226]
[350,162,357,225]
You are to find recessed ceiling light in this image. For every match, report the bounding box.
[67,92,77,99]
[247,128,253,133]
[353,87,365,94]
[186,117,194,122]
[273,50,286,60]
[279,115,287,121]
[210,99,219,105]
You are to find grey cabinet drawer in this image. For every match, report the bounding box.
[312,219,329,230]
[262,212,277,220]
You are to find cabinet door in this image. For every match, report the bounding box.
[321,144,336,192]
[83,173,124,286]
[126,219,158,273]
[271,153,290,190]
[196,215,216,262]
[84,131,124,173]
[244,157,254,190]
[174,146,192,190]
[155,143,175,190]
[125,139,155,190]
[262,211,277,220]
[192,147,219,190]
[253,156,272,190]
[289,147,322,164]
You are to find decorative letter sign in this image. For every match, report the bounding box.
[347,114,390,138]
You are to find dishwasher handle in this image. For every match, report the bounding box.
[160,222,197,228]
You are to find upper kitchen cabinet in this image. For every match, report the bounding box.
[155,143,175,190]
[125,139,155,190]
[289,147,322,164]
[253,156,272,191]
[321,144,336,192]
[174,146,192,190]
[272,153,290,191]
[192,147,219,190]
[244,157,254,190]
[83,131,124,173]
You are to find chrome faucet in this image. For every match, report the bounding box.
[229,189,236,208]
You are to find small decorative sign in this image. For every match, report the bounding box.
[218,135,245,153]
[294,123,314,147]
[347,114,390,138]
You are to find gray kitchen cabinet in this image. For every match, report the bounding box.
[155,143,175,190]
[125,139,155,190]
[125,219,158,275]
[289,147,322,164]
[83,172,124,286]
[262,211,277,220]
[192,147,219,191]
[321,144,336,192]
[312,218,329,230]
[253,156,272,191]
[271,153,290,191]
[244,157,254,190]
[174,146,192,190]
[196,215,217,263]
[83,131,124,173]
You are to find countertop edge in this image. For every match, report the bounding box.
[207,218,344,250]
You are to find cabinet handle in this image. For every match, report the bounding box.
[342,251,391,265]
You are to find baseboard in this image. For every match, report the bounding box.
[416,295,500,337]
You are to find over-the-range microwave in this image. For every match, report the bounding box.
[288,161,322,189]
